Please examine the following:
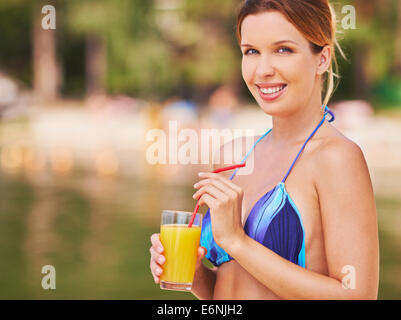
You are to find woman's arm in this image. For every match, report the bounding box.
[227,139,379,299]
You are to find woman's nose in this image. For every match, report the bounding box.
[256,55,275,77]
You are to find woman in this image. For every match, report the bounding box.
[150,0,379,300]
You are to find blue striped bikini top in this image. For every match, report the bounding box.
[200,106,335,267]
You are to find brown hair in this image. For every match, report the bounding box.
[236,0,346,107]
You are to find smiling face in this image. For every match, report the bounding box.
[240,11,327,116]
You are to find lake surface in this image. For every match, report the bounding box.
[0,170,400,299]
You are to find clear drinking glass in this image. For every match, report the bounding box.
[159,210,202,291]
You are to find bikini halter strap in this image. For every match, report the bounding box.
[281,105,335,183]
[229,106,335,181]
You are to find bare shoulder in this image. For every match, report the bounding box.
[314,132,368,176]
[311,128,374,203]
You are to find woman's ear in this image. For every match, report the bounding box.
[317,46,331,75]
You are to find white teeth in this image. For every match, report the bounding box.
[260,85,285,94]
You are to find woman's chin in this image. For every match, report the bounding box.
[256,100,285,116]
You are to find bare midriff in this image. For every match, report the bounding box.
[213,260,282,299]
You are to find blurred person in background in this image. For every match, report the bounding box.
[0,72,19,118]
[207,85,239,129]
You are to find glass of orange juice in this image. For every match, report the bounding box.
[159,210,202,291]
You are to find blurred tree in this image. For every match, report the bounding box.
[395,0,401,74]
[32,0,61,101]
[62,0,241,101]
[64,0,112,97]
[0,0,399,106]
[335,0,400,105]
[85,35,107,97]
[0,0,33,85]
[153,0,241,101]
[64,0,155,98]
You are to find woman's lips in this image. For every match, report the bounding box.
[257,84,287,102]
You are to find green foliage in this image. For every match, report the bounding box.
[0,0,33,85]
[372,76,401,107]
[0,0,400,107]
[311,0,400,106]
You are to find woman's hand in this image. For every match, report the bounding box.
[193,172,245,252]
[149,233,165,284]
[149,233,207,284]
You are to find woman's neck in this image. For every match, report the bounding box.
[270,99,325,147]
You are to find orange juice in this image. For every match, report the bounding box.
[160,224,201,285]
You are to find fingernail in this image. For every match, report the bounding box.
[193,183,198,188]
[157,268,163,275]
[158,256,165,264]
[158,246,163,253]
[198,172,205,177]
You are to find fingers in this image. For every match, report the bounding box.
[198,246,207,259]
[195,247,207,270]
[150,254,163,283]
[194,178,236,200]
[193,176,243,209]
[150,233,164,254]
[199,172,243,193]
[196,192,217,208]
[149,233,165,284]
[193,183,228,203]
[150,246,166,266]
[196,173,243,199]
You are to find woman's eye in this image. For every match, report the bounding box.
[277,47,293,54]
[243,47,292,55]
[244,49,258,55]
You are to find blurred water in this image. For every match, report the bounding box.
[0,166,401,299]
[0,172,201,299]
[0,170,400,299]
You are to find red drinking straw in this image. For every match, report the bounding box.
[187,163,246,227]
